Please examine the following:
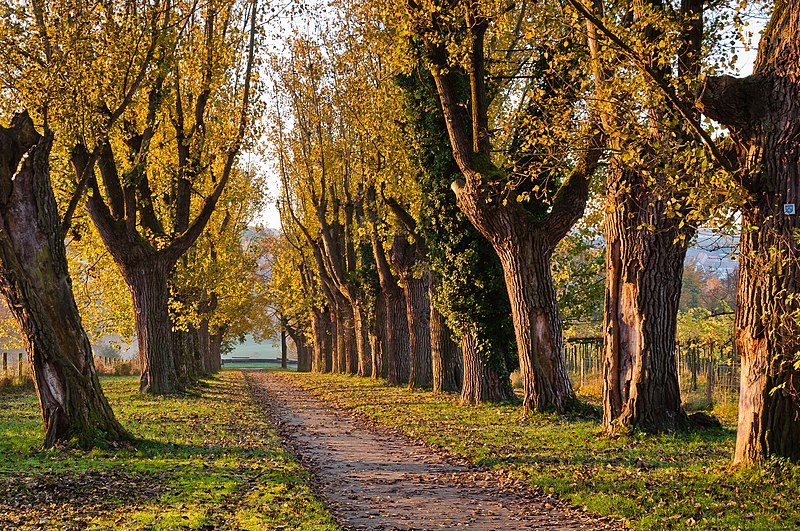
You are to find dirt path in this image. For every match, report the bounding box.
[245,371,609,531]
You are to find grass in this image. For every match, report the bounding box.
[0,371,339,530]
[281,371,800,531]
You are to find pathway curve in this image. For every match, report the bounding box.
[245,371,609,531]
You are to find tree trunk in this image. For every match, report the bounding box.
[460,328,513,405]
[209,325,225,373]
[697,4,800,464]
[430,279,462,393]
[384,288,411,385]
[404,271,433,388]
[281,323,288,369]
[602,167,689,433]
[198,318,212,374]
[494,229,574,412]
[172,326,202,384]
[310,307,332,372]
[370,291,385,379]
[0,114,128,447]
[125,261,181,393]
[353,300,372,377]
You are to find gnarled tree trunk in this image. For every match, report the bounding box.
[602,169,691,432]
[698,3,800,464]
[0,113,128,447]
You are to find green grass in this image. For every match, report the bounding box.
[0,371,339,530]
[281,371,800,531]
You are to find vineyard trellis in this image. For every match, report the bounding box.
[564,338,739,405]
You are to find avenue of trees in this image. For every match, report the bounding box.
[0,0,270,446]
[0,0,798,472]
[269,0,800,467]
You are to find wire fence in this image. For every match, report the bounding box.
[1,352,137,385]
[564,337,739,404]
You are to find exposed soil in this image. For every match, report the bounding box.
[246,371,611,531]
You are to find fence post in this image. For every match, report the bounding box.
[18,353,23,378]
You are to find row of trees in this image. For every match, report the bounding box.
[0,0,269,446]
[270,0,800,466]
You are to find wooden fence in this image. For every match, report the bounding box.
[564,337,740,403]
[0,352,26,380]
[1,353,135,381]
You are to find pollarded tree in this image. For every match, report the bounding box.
[73,0,260,393]
[0,0,168,446]
[396,65,514,402]
[697,1,800,464]
[403,0,604,412]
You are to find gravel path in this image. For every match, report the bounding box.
[245,371,608,531]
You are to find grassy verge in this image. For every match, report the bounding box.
[0,371,339,530]
[281,371,800,531]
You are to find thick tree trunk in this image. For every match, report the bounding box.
[370,292,385,379]
[430,280,462,393]
[697,4,800,464]
[172,326,202,384]
[209,325,225,373]
[0,114,128,447]
[404,272,433,388]
[353,300,372,377]
[494,230,574,412]
[460,328,513,405]
[385,288,411,385]
[125,261,181,393]
[602,168,690,433]
[310,307,332,372]
[340,302,356,375]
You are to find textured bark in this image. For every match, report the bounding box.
[310,307,332,372]
[698,3,800,464]
[404,272,433,389]
[494,232,574,411]
[460,329,513,405]
[208,325,225,373]
[370,291,386,379]
[287,324,312,372]
[371,228,410,385]
[172,326,202,384]
[430,280,462,393]
[198,318,212,374]
[125,261,181,393]
[353,300,372,377]
[384,289,411,385]
[0,113,128,447]
[602,164,690,432]
[281,322,288,369]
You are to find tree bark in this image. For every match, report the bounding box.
[430,278,462,393]
[310,307,332,372]
[697,3,800,464]
[0,113,128,447]
[125,260,181,393]
[209,325,225,373]
[460,328,513,405]
[404,271,433,389]
[602,166,690,432]
[353,299,372,377]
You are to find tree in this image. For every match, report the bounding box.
[74,0,260,393]
[0,113,128,447]
[0,0,169,446]
[697,1,800,464]
[397,65,513,402]
[405,0,604,412]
